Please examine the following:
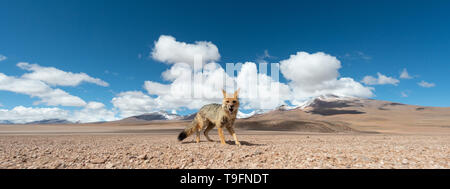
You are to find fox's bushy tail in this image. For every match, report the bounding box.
[177,120,198,141]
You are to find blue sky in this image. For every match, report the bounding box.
[0,0,449,122]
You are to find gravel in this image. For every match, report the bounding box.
[0,134,448,169]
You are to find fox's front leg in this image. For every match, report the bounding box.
[226,126,241,146]
[217,126,226,145]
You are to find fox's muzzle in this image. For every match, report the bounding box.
[224,104,235,113]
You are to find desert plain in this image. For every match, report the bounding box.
[0,123,449,169]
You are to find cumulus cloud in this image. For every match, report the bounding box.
[0,54,6,62]
[147,38,313,113]
[236,62,292,109]
[0,61,113,122]
[0,102,116,124]
[281,52,341,86]
[0,106,69,124]
[0,62,111,108]
[362,73,399,86]
[418,80,435,88]
[279,52,373,102]
[400,68,413,79]
[118,39,375,116]
[18,62,109,87]
[71,102,117,123]
[143,62,233,110]
[0,73,87,106]
[111,91,159,118]
[109,60,292,118]
[113,39,380,117]
[151,35,220,66]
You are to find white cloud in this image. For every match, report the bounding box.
[280,52,341,86]
[362,73,399,86]
[138,51,371,112]
[111,91,158,118]
[0,73,87,106]
[401,91,408,97]
[0,106,69,124]
[71,102,117,123]
[0,54,6,62]
[144,62,233,110]
[144,81,171,96]
[151,35,220,66]
[143,43,374,113]
[343,51,371,60]
[279,52,374,102]
[144,61,291,111]
[256,50,276,63]
[18,62,109,87]
[0,102,116,124]
[356,51,371,60]
[0,36,385,121]
[418,80,435,88]
[0,62,113,122]
[400,68,413,79]
[236,62,292,109]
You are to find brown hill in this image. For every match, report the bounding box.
[236,97,450,134]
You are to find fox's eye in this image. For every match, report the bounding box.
[226,101,229,103]
[232,100,236,103]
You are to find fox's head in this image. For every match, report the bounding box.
[221,89,240,114]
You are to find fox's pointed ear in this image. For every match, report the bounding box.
[234,88,240,98]
[222,89,227,98]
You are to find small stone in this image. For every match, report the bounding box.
[105,162,115,169]
[253,151,263,156]
[402,159,409,165]
[90,158,106,164]
[137,154,147,160]
[53,162,62,169]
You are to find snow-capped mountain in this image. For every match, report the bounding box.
[123,111,183,122]
[297,94,361,110]
[26,119,72,124]
[0,120,14,124]
[0,119,72,125]
[276,104,298,111]
[237,111,256,119]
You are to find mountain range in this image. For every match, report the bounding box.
[3,94,450,135]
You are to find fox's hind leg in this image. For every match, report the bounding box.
[195,130,200,143]
[195,120,203,143]
[203,123,215,142]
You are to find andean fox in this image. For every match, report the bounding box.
[178,89,241,146]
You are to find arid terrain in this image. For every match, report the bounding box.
[1,97,449,169]
[0,124,449,169]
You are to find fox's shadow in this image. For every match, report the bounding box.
[226,140,265,146]
[181,140,265,146]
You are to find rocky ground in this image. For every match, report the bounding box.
[0,134,448,169]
